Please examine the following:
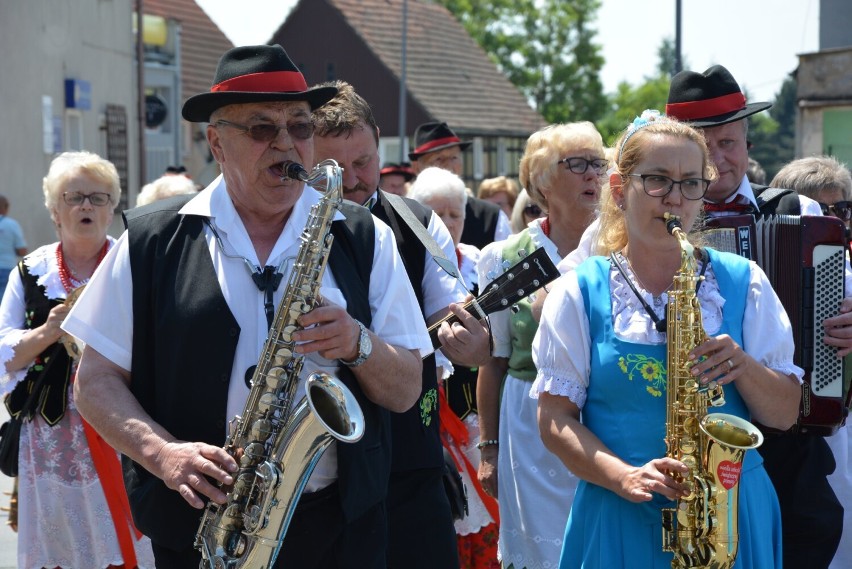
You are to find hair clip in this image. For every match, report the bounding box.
[617,109,667,162]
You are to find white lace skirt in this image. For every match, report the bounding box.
[16,388,155,569]
[497,374,578,569]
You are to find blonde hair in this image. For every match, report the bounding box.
[137,175,197,207]
[519,122,604,211]
[478,176,519,205]
[43,151,121,220]
[594,118,715,256]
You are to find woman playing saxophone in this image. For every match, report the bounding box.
[531,111,801,568]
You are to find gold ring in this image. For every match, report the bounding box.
[726,359,734,371]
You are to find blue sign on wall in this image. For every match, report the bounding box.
[64,79,92,110]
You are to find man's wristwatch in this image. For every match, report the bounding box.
[339,320,372,367]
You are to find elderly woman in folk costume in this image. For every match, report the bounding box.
[476,122,606,569]
[0,151,154,568]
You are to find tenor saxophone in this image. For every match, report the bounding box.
[660,213,763,569]
[195,160,365,568]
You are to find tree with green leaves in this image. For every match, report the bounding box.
[436,0,607,124]
[748,76,796,181]
[597,39,682,144]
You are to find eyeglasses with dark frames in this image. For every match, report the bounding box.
[214,119,315,142]
[628,174,710,200]
[819,200,852,221]
[557,156,608,175]
[523,204,543,217]
[62,192,112,207]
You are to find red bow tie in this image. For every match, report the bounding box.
[703,200,752,213]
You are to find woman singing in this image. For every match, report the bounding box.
[0,151,154,568]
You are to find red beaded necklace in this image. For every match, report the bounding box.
[56,241,109,293]
[540,216,551,237]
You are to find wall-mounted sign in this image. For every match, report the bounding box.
[64,79,92,110]
[145,94,168,128]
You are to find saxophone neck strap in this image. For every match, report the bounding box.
[381,191,460,279]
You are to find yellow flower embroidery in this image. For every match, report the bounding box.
[618,354,666,397]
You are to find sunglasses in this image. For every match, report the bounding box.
[524,204,543,217]
[819,201,852,221]
[215,119,315,142]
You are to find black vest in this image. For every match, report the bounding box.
[460,196,502,250]
[372,190,443,472]
[752,184,802,216]
[122,194,385,551]
[5,260,72,425]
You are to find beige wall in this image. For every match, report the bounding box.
[0,0,139,250]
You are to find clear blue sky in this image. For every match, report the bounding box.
[196,0,819,103]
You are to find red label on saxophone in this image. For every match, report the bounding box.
[717,460,742,490]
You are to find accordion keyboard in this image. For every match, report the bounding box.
[811,244,846,397]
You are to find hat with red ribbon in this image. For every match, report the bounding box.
[408,122,471,161]
[380,162,415,181]
[665,65,771,128]
[182,44,338,123]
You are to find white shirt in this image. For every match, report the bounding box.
[531,258,804,408]
[495,210,512,242]
[63,176,433,491]
[477,218,559,359]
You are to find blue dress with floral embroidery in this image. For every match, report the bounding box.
[559,251,783,568]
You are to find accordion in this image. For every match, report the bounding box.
[703,214,852,435]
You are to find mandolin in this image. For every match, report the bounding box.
[427,246,560,349]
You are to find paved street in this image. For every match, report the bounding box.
[0,402,17,568]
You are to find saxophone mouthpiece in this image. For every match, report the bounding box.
[281,161,309,182]
[664,212,683,235]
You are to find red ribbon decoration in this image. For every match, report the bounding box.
[81,418,142,568]
[666,92,747,121]
[438,384,500,524]
[211,71,308,93]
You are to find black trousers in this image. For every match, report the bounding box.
[386,467,460,569]
[152,483,387,569]
[758,433,843,569]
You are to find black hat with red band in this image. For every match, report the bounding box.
[408,122,472,161]
[182,44,338,123]
[665,65,771,128]
[380,163,415,181]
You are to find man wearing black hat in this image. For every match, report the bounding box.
[63,44,431,569]
[410,121,511,249]
[313,80,493,569]
[666,64,846,569]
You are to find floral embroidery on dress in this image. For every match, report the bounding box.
[617,354,666,397]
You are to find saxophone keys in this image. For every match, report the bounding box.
[242,442,266,465]
[272,348,292,366]
[258,392,278,413]
[281,325,298,342]
[266,367,286,389]
[251,418,273,440]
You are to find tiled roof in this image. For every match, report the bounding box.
[324,0,545,135]
[144,0,234,101]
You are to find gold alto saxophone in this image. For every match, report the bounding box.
[660,213,763,569]
[195,160,366,568]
